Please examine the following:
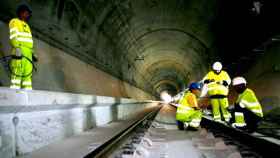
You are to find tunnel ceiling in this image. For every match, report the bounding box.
[1,0,280,97]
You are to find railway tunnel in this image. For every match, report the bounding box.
[0,0,280,157]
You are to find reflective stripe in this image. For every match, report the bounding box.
[10,28,18,33]
[23,87,32,90]
[189,122,200,127]
[213,115,221,119]
[223,114,231,119]
[10,32,32,37]
[251,109,262,114]
[225,118,230,122]
[240,100,259,108]
[22,81,32,86]
[11,79,21,84]
[234,112,244,116]
[239,102,246,108]
[10,32,32,39]
[10,34,18,39]
[17,37,33,43]
[184,122,189,128]
[177,104,193,114]
[191,119,201,123]
[232,123,246,127]
[177,109,190,114]
[18,32,32,37]
[10,85,20,89]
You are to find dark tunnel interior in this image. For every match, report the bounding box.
[0,0,280,99]
[1,1,280,157]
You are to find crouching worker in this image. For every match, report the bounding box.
[231,77,263,133]
[176,82,202,130]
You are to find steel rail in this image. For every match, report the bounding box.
[84,107,161,158]
[201,117,280,157]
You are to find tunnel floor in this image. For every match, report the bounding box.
[18,103,280,158]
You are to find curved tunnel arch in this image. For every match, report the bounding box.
[121,27,209,96]
[0,0,217,98]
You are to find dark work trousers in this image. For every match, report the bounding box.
[231,104,262,133]
[177,120,184,130]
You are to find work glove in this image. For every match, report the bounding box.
[32,54,38,62]
[227,105,234,112]
[223,80,228,86]
[204,79,210,84]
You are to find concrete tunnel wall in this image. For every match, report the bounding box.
[0,88,158,157]
[0,0,216,98]
[0,21,154,100]
[244,41,280,119]
[1,0,279,113]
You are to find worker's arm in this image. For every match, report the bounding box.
[187,95,199,109]
[9,19,21,48]
[202,72,212,84]
[223,71,231,86]
[239,92,260,110]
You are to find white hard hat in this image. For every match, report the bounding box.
[232,77,247,86]
[212,61,222,71]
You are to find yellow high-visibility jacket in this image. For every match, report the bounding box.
[236,88,263,117]
[176,91,200,122]
[9,18,33,49]
[178,91,198,109]
[203,70,231,85]
[203,70,231,96]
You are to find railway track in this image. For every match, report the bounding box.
[201,117,280,158]
[84,106,160,158]
[83,105,280,158]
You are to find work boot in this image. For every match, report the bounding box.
[177,121,184,130]
[231,123,247,131]
[184,122,189,130]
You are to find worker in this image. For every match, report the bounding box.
[203,61,231,123]
[9,3,37,90]
[176,82,202,130]
[231,77,263,133]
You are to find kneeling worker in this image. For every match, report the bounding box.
[231,77,263,133]
[176,82,202,130]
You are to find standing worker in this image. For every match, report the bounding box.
[231,77,263,133]
[176,82,202,130]
[9,3,37,90]
[203,61,231,123]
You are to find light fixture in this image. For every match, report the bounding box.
[252,1,262,15]
[271,38,280,41]
[134,55,144,61]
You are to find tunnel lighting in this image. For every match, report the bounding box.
[160,91,172,103]
[253,49,264,52]
[252,1,262,15]
[271,38,280,41]
[134,55,145,61]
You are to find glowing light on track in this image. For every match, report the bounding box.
[160,91,172,103]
